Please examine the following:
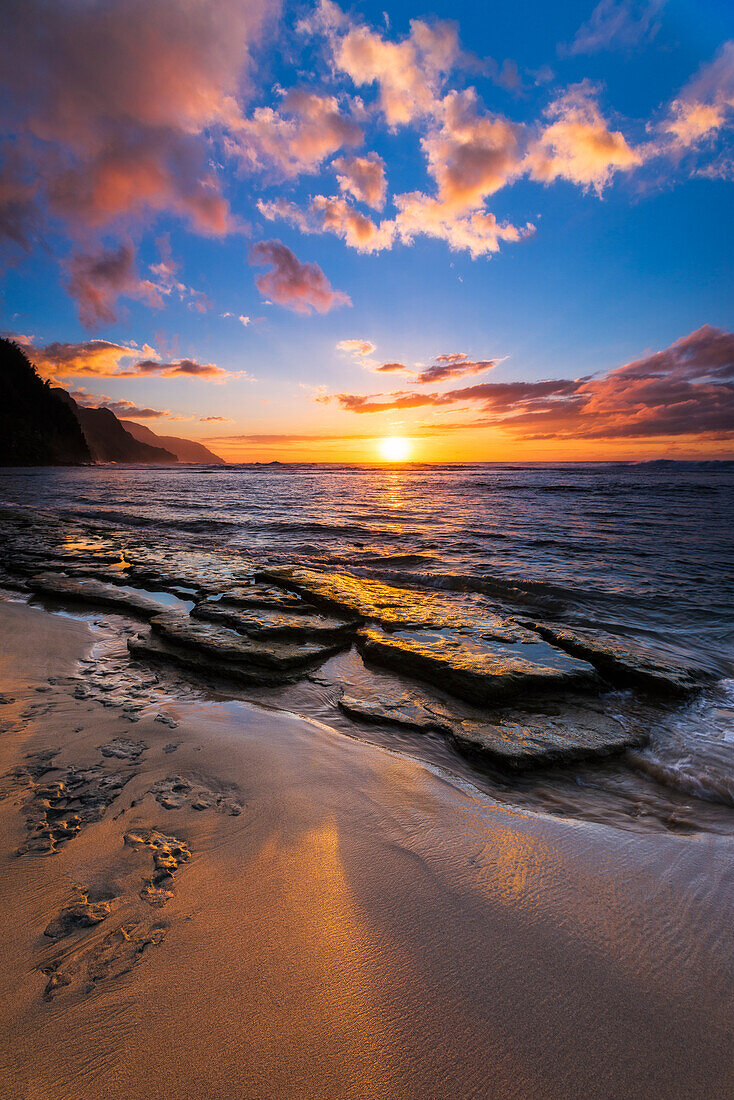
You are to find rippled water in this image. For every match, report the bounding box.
[3,459,734,826]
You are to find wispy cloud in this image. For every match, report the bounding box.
[318,326,734,441]
[561,0,666,57]
[248,239,351,313]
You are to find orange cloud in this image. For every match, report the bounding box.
[16,335,237,382]
[393,192,533,258]
[332,152,387,209]
[319,326,734,441]
[527,83,641,193]
[330,13,460,127]
[422,89,524,210]
[229,89,362,178]
[248,239,351,314]
[258,197,395,253]
[662,42,734,155]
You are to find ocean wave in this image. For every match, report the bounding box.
[626,750,734,808]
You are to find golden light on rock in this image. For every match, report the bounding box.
[377,436,411,462]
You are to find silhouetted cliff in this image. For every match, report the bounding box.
[54,392,178,464]
[0,338,92,466]
[121,420,225,463]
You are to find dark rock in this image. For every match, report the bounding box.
[211,584,308,612]
[0,338,91,466]
[526,622,710,696]
[338,683,644,767]
[29,573,168,619]
[356,626,599,706]
[191,600,358,643]
[147,611,347,672]
[257,566,521,635]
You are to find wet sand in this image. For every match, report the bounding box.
[0,597,732,1099]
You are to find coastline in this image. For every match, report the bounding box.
[0,595,732,1098]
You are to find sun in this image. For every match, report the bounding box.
[377,436,412,462]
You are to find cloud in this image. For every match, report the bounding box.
[561,0,666,57]
[417,353,499,383]
[64,243,164,328]
[421,89,524,210]
[258,195,395,253]
[69,389,171,419]
[0,0,274,249]
[526,83,642,193]
[149,236,210,313]
[322,6,460,127]
[332,153,387,208]
[318,325,734,441]
[199,415,233,422]
[248,239,351,313]
[228,88,362,178]
[337,339,377,357]
[15,335,239,382]
[18,336,151,380]
[662,42,734,153]
[393,192,533,258]
[376,361,410,373]
[133,358,233,380]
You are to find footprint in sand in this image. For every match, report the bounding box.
[123,827,191,907]
[98,737,147,762]
[38,827,191,999]
[4,742,145,856]
[149,774,242,815]
[41,919,169,999]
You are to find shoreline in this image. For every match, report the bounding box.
[0,596,732,1098]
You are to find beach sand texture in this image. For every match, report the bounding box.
[0,597,732,1099]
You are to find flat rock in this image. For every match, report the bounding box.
[258,566,527,639]
[450,707,643,768]
[213,584,308,612]
[148,611,345,672]
[29,573,166,619]
[129,632,285,685]
[527,622,710,696]
[357,627,599,706]
[192,601,358,643]
[338,683,644,767]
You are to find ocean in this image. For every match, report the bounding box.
[3,459,734,830]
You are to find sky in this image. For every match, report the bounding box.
[1,0,733,462]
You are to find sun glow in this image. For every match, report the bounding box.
[377,436,411,462]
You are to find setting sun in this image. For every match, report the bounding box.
[377,436,411,462]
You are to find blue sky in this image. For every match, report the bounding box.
[1,0,733,459]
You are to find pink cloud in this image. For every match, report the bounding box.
[332,153,387,209]
[64,244,164,328]
[248,239,351,314]
[69,389,170,419]
[422,89,524,210]
[417,354,499,383]
[258,196,394,254]
[561,0,665,57]
[0,0,274,251]
[318,326,734,442]
[230,88,362,178]
[526,83,641,193]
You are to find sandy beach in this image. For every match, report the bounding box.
[0,594,731,1099]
